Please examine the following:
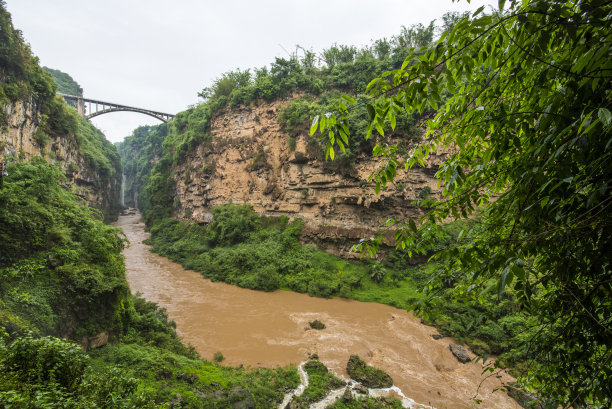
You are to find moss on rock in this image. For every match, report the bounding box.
[346,355,392,388]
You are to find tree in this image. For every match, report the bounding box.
[313,0,611,406]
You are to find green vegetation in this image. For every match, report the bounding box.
[291,359,345,407]
[116,124,168,208]
[0,159,128,337]
[315,0,611,406]
[346,355,392,389]
[0,158,300,408]
[326,396,403,409]
[0,4,76,138]
[308,320,326,330]
[43,67,83,96]
[1,3,121,221]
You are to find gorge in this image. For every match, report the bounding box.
[1,1,610,408]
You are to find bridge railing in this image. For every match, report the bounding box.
[58,93,175,123]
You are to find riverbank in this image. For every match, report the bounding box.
[116,211,521,409]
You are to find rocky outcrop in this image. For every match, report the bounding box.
[80,331,109,350]
[1,98,121,219]
[173,100,446,256]
[449,344,471,363]
[346,355,393,388]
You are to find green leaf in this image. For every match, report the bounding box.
[366,103,376,119]
[365,78,379,93]
[341,95,356,104]
[375,121,384,136]
[310,115,319,136]
[329,146,335,160]
[498,0,506,9]
[598,108,612,126]
[472,5,484,16]
[408,219,417,232]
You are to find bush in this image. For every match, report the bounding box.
[2,334,86,390]
[213,351,224,362]
[308,320,326,330]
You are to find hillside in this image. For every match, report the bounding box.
[43,67,83,96]
[0,7,121,220]
[0,4,301,407]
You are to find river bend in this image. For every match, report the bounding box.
[116,212,520,409]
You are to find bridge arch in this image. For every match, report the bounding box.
[59,93,175,123]
[86,107,174,123]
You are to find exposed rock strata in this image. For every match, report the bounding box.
[1,98,120,217]
[173,100,447,256]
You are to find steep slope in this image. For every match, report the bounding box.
[42,66,83,96]
[174,100,446,255]
[0,7,121,220]
[119,100,446,256]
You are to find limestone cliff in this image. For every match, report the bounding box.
[172,100,447,256]
[0,97,122,220]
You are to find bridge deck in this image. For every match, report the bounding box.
[58,93,175,122]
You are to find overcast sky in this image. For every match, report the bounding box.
[7,0,494,143]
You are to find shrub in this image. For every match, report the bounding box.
[2,334,86,390]
[308,320,326,330]
[346,355,392,388]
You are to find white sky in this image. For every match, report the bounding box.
[6,0,494,143]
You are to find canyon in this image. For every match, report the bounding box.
[166,100,447,256]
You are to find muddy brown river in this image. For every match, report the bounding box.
[116,213,520,409]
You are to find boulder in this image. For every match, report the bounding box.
[308,320,326,330]
[346,355,393,388]
[354,384,368,394]
[229,387,255,409]
[507,383,545,409]
[449,344,471,363]
[176,372,198,384]
[342,387,353,402]
[81,331,109,349]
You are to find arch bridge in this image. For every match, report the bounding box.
[58,93,175,123]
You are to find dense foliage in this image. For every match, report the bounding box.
[1,3,122,221]
[0,160,300,408]
[0,3,75,138]
[147,203,531,367]
[291,360,345,407]
[315,0,611,406]
[116,124,168,208]
[116,21,443,226]
[42,67,83,96]
[0,159,128,337]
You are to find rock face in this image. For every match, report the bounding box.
[229,387,255,409]
[80,331,109,350]
[173,100,447,256]
[506,383,544,409]
[0,98,121,218]
[449,344,471,363]
[346,354,393,388]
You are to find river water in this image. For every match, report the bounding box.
[116,212,520,409]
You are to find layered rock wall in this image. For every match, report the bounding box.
[173,100,447,256]
[1,98,121,217]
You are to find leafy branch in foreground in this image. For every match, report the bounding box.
[312,0,611,406]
